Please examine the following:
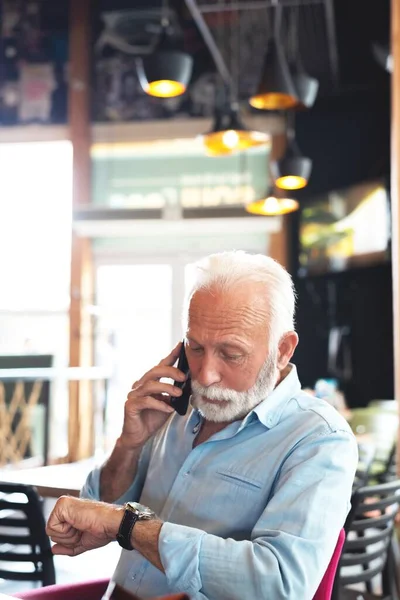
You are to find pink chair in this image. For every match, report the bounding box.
[312,529,345,600]
[15,578,109,600]
[15,579,188,600]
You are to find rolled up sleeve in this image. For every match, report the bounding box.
[158,429,358,600]
[159,523,206,597]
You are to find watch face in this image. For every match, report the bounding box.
[126,502,155,519]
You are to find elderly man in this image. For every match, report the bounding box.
[47,251,358,600]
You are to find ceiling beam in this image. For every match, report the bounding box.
[196,0,326,11]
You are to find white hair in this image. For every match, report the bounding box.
[184,250,296,347]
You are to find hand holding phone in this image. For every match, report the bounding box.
[171,342,191,415]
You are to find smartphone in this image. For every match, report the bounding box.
[171,342,191,416]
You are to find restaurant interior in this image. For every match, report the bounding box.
[0,0,399,598]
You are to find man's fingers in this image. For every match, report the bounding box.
[151,365,186,382]
[46,518,74,537]
[51,543,85,557]
[127,395,175,414]
[129,380,182,400]
[132,365,185,391]
[131,343,184,389]
[158,341,182,367]
[48,528,81,546]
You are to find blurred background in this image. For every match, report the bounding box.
[0,0,395,468]
[1,0,400,595]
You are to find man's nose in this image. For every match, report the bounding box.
[196,354,222,387]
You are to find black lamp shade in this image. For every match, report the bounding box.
[137,50,193,98]
[249,39,299,110]
[271,155,312,190]
[292,71,319,109]
[372,42,393,73]
[201,104,270,155]
[211,106,246,133]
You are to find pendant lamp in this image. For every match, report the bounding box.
[287,7,319,110]
[372,42,393,73]
[249,5,298,111]
[246,189,299,216]
[249,39,299,110]
[291,66,319,109]
[271,141,312,190]
[270,117,312,190]
[136,14,193,98]
[201,103,270,156]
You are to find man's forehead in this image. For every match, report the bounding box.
[189,284,269,315]
[187,289,270,337]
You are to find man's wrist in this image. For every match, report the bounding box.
[130,519,164,550]
[124,513,165,573]
[116,435,145,453]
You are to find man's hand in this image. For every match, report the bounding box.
[119,342,186,450]
[99,342,188,502]
[46,496,123,557]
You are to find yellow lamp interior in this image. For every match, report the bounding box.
[145,80,186,98]
[203,129,269,156]
[249,93,298,111]
[275,175,308,190]
[246,196,299,216]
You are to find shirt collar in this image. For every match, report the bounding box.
[243,363,302,430]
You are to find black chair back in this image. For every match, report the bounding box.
[0,481,55,586]
[374,443,397,484]
[333,478,400,599]
[353,442,377,490]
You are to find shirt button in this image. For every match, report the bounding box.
[131,575,136,581]
[192,423,200,433]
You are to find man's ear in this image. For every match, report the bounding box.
[277,332,299,370]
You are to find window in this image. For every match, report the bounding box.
[95,264,173,446]
[0,140,72,460]
[0,141,72,312]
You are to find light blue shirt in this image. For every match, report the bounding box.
[81,365,358,600]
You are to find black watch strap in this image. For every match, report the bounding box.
[116,508,138,550]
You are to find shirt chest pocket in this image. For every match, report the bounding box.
[215,469,264,492]
[210,469,266,535]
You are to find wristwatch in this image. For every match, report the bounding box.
[116,502,156,551]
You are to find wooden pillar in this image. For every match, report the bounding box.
[392,0,400,470]
[68,0,94,461]
[268,132,289,269]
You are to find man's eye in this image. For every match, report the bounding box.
[190,347,203,354]
[223,354,241,361]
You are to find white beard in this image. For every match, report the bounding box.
[190,350,278,423]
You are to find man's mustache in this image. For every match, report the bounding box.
[191,381,233,402]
